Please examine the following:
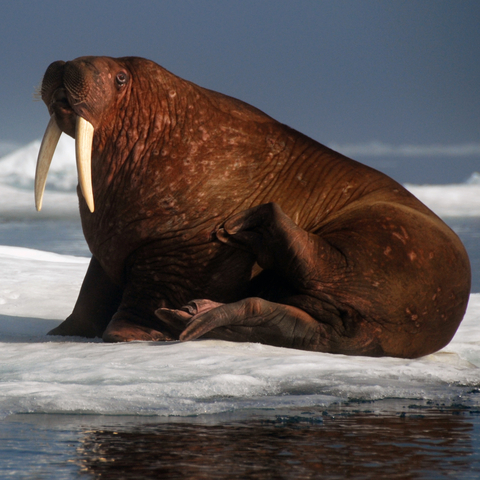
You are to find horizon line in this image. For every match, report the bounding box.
[328,141,480,157]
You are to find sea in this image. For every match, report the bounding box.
[0,137,479,478]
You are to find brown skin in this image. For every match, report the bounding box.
[43,56,471,358]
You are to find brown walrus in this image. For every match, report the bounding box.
[36,56,471,358]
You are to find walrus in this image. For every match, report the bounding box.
[36,56,471,358]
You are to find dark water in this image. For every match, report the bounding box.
[0,218,90,257]
[1,406,480,479]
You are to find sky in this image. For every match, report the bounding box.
[1,0,479,183]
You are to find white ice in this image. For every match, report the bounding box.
[0,139,479,419]
[0,245,478,418]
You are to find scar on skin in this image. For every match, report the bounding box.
[392,232,407,244]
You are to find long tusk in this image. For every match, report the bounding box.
[35,115,62,211]
[75,115,95,213]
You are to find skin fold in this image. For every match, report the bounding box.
[39,56,471,358]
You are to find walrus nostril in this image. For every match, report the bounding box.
[63,62,90,103]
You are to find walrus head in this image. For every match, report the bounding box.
[36,57,131,212]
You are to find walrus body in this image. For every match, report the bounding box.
[37,56,471,358]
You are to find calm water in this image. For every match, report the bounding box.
[1,405,480,479]
[0,216,479,478]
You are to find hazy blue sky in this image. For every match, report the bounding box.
[1,0,479,182]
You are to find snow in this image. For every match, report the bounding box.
[0,136,77,192]
[406,176,480,217]
[0,139,479,420]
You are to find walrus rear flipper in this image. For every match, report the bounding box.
[166,201,469,359]
[156,297,384,355]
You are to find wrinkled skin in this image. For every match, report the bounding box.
[41,56,471,358]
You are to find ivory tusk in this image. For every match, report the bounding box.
[75,115,95,213]
[35,115,62,211]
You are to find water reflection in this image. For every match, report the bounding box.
[75,411,480,479]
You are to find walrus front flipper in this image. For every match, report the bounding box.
[48,256,122,338]
[102,312,174,343]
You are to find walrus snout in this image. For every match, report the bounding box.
[36,59,96,213]
[41,62,76,129]
[36,57,131,213]
[41,59,100,120]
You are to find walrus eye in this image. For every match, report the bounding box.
[115,72,128,87]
